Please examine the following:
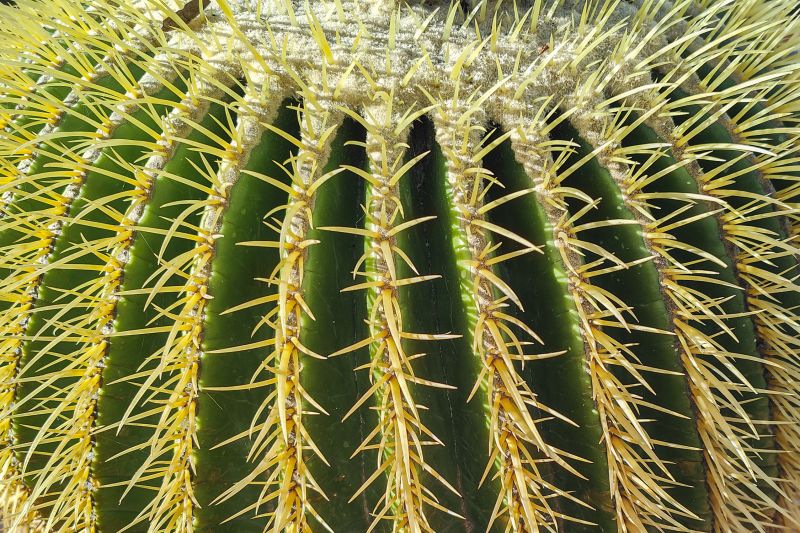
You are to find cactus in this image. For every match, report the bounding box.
[1,0,800,531]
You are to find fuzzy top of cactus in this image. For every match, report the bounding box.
[2,1,800,533]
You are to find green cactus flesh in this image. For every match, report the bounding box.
[1,0,800,531]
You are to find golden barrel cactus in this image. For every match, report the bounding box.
[1,0,799,531]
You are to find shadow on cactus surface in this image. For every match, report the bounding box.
[1,0,800,531]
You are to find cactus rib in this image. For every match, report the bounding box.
[0,41,180,533]
[431,105,590,532]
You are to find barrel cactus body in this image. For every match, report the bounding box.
[1,0,799,531]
